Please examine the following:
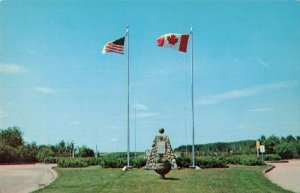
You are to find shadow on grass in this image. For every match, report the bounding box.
[163,177,180,180]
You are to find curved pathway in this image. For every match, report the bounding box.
[266,159,300,193]
[0,163,57,193]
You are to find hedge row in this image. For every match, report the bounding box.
[225,155,264,166]
[56,156,147,168]
[58,157,102,168]
[55,154,265,168]
[263,154,281,161]
[177,155,264,168]
[196,156,228,168]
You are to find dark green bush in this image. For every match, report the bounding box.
[0,143,18,163]
[17,144,38,163]
[0,127,24,148]
[264,154,281,161]
[275,142,299,159]
[239,155,263,166]
[176,157,191,168]
[100,157,127,168]
[176,156,227,168]
[36,147,55,163]
[44,157,59,163]
[85,157,102,166]
[58,158,88,168]
[78,146,95,157]
[132,157,147,168]
[57,157,101,168]
[100,153,144,168]
[226,155,264,166]
[196,156,228,168]
[226,155,241,165]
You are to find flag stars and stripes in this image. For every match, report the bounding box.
[102,37,125,55]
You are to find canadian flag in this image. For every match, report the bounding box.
[157,33,189,53]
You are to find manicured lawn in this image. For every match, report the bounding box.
[34,165,292,193]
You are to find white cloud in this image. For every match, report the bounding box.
[132,103,148,110]
[249,108,274,112]
[27,49,36,55]
[197,81,298,105]
[0,64,29,73]
[136,112,159,118]
[111,137,118,142]
[0,111,7,118]
[132,103,159,118]
[257,58,270,67]
[70,121,81,125]
[36,86,56,94]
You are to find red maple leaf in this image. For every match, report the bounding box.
[167,34,178,46]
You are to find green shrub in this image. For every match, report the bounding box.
[226,155,264,166]
[0,127,24,148]
[239,155,263,166]
[226,155,241,165]
[264,154,281,161]
[36,147,55,163]
[132,157,147,168]
[57,157,101,168]
[58,158,88,168]
[56,153,145,168]
[78,146,95,157]
[85,157,101,166]
[176,157,191,168]
[44,157,59,163]
[100,153,143,168]
[275,142,299,159]
[100,157,127,168]
[196,156,228,168]
[0,143,18,163]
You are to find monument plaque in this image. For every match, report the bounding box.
[157,141,166,154]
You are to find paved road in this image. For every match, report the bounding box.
[0,164,57,193]
[266,159,300,193]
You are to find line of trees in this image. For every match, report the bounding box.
[0,126,95,164]
[1,126,300,164]
[175,135,300,159]
[260,135,300,159]
[175,140,258,155]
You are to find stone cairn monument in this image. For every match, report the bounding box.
[146,128,177,179]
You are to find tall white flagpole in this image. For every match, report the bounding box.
[135,108,137,162]
[190,25,195,167]
[126,25,130,168]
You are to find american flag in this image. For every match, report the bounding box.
[102,37,125,54]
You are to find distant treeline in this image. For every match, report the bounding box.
[1,126,300,164]
[175,140,257,155]
[175,135,300,159]
[0,126,95,164]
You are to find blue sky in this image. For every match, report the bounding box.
[0,0,299,152]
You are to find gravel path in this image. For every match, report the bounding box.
[266,160,300,193]
[0,164,57,193]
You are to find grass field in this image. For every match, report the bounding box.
[34,165,292,193]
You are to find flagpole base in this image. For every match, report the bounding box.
[189,166,201,170]
[122,166,133,171]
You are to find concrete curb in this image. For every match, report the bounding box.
[35,164,58,192]
[48,165,58,185]
[264,164,275,174]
